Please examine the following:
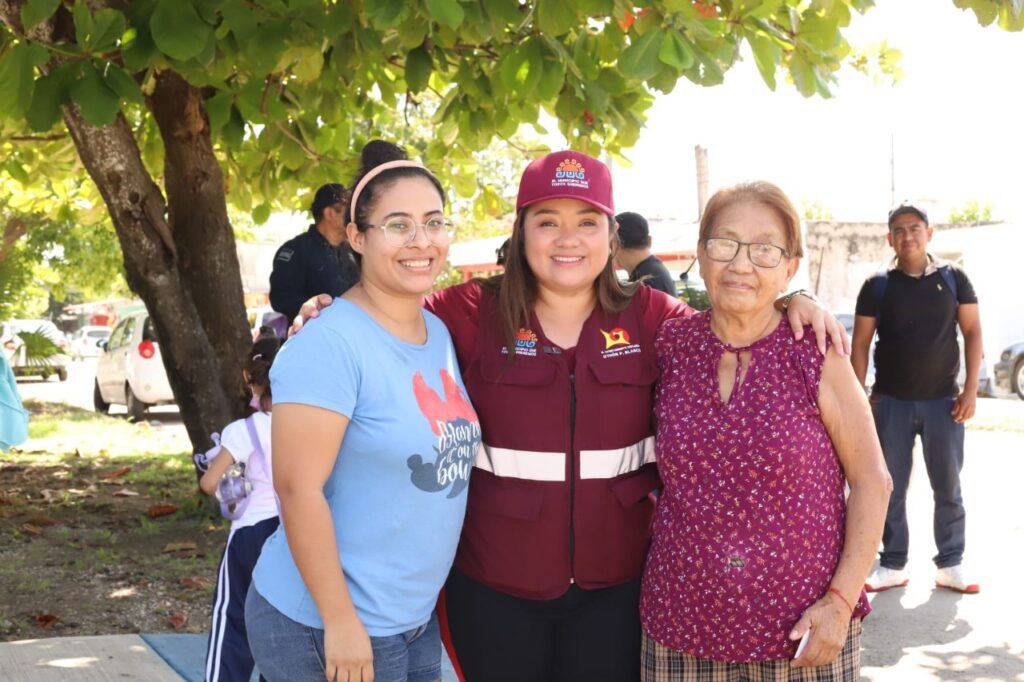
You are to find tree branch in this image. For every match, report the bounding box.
[9,134,68,142]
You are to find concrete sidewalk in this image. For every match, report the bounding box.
[0,632,460,680]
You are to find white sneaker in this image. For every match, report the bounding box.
[865,567,909,592]
[935,565,980,594]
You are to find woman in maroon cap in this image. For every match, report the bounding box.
[295,151,847,681]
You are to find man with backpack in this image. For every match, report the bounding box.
[852,202,984,595]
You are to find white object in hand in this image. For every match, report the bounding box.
[794,629,811,659]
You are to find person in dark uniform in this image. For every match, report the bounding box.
[614,211,677,296]
[269,183,360,323]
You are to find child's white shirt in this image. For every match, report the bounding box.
[219,410,277,529]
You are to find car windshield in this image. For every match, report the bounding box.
[87,330,109,339]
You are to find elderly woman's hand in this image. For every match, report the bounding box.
[789,592,852,668]
[785,294,851,356]
[289,294,335,337]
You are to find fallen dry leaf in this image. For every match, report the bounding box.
[20,524,43,536]
[180,576,213,590]
[168,612,188,631]
[33,613,59,628]
[163,541,197,554]
[28,514,58,526]
[39,489,60,502]
[101,464,132,481]
[112,488,140,497]
[148,504,179,518]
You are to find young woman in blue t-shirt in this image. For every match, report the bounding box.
[246,141,481,682]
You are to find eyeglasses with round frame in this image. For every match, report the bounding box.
[358,216,456,247]
[703,237,789,268]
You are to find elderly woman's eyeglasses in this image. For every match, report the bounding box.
[359,217,456,247]
[703,237,789,268]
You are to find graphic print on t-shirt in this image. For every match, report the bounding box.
[406,370,480,499]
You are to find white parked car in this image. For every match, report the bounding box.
[1,319,71,381]
[71,325,112,359]
[94,312,175,420]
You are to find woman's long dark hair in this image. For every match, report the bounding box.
[479,209,640,358]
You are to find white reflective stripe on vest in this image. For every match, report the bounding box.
[475,444,566,482]
[579,436,656,480]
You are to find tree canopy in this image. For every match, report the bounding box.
[0,0,1019,446]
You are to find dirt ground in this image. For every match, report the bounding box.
[0,400,227,642]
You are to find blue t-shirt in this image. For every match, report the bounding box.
[253,298,481,636]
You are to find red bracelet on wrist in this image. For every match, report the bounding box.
[827,586,854,613]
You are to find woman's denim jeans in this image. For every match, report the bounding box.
[245,586,441,682]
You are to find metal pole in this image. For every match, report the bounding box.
[890,132,895,207]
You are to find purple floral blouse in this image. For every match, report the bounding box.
[640,311,869,663]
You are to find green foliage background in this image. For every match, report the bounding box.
[0,0,1020,306]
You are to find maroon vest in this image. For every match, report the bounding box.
[455,293,661,599]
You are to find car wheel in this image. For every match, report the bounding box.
[1013,357,1024,401]
[93,380,110,414]
[57,367,68,382]
[126,384,147,422]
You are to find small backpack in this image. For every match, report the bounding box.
[192,416,266,521]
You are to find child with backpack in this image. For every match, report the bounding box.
[196,336,281,682]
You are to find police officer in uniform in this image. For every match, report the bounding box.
[269,183,360,324]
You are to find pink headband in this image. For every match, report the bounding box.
[348,159,433,223]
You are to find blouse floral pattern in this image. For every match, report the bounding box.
[640,311,869,663]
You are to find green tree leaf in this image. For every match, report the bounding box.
[426,0,465,29]
[659,31,696,71]
[405,45,433,93]
[204,90,232,133]
[102,63,144,104]
[252,203,271,225]
[20,0,61,31]
[499,39,545,94]
[69,63,121,126]
[122,26,159,71]
[366,0,406,29]
[26,66,71,131]
[0,42,48,121]
[72,1,95,48]
[537,0,578,36]
[150,0,212,62]
[89,9,127,53]
[481,0,523,24]
[747,32,781,89]
[619,28,665,81]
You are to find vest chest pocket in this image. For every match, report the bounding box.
[585,358,660,441]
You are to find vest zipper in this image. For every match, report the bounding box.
[568,371,577,584]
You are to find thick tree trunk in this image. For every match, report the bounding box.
[60,108,234,446]
[148,72,251,414]
[0,1,249,448]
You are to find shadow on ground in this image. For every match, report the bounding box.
[862,587,970,669]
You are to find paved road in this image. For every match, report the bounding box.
[16,357,183,424]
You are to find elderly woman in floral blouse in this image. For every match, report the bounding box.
[640,182,892,681]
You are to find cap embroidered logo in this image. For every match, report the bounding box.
[552,159,589,190]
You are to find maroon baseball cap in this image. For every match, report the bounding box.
[516,151,615,216]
